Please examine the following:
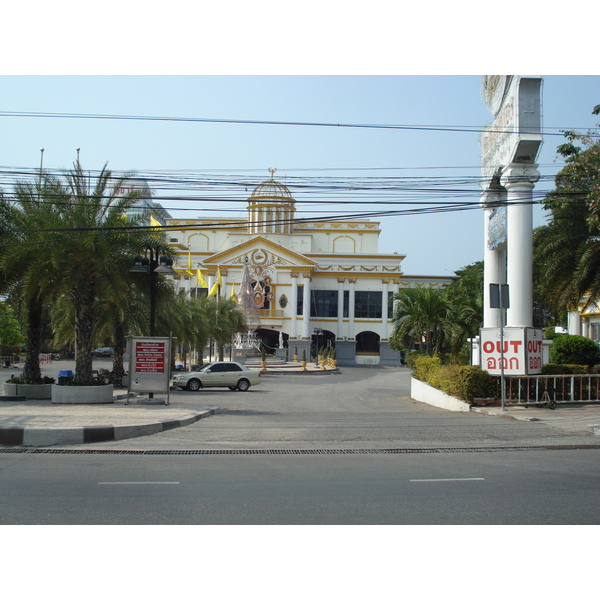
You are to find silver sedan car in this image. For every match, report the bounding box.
[170,361,262,392]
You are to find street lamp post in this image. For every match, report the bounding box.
[130,245,177,400]
[130,245,177,336]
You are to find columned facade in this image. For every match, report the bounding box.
[166,171,451,366]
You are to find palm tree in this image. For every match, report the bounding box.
[0,177,65,382]
[535,114,600,315]
[203,296,247,361]
[442,262,483,362]
[48,162,153,385]
[389,287,449,356]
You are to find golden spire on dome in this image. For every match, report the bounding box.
[268,167,277,180]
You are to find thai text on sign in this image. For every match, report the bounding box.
[135,341,166,373]
[479,327,543,376]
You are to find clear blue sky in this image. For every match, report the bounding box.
[1,7,598,277]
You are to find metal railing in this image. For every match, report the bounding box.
[504,375,600,406]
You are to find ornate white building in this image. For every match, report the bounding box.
[166,171,452,366]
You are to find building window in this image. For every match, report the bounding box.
[343,291,349,318]
[310,290,338,318]
[297,286,303,316]
[190,287,208,298]
[354,291,382,318]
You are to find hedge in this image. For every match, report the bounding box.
[411,356,499,403]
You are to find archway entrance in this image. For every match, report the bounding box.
[311,329,335,361]
[356,331,380,365]
[255,328,288,354]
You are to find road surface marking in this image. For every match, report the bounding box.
[97,482,180,485]
[409,478,485,482]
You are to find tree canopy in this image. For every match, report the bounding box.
[534,105,600,315]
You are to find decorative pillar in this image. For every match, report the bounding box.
[381,280,389,340]
[568,310,582,336]
[290,273,299,340]
[500,164,540,328]
[302,273,312,339]
[337,279,345,339]
[392,281,400,317]
[348,279,356,340]
[482,189,506,328]
[582,317,589,339]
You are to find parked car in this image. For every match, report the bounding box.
[92,347,114,357]
[170,361,261,392]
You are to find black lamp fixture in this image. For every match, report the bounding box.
[130,245,177,336]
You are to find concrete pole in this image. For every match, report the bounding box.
[501,164,540,328]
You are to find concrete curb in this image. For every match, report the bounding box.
[0,407,218,448]
[470,406,542,422]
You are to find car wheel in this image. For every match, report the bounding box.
[186,378,202,391]
[237,379,250,392]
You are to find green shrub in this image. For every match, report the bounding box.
[450,366,499,402]
[8,375,55,385]
[542,363,589,375]
[411,356,498,403]
[405,351,426,369]
[549,334,600,367]
[411,356,441,381]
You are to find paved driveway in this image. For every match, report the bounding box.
[52,366,600,450]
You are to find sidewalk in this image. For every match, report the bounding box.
[0,358,339,447]
[472,403,600,436]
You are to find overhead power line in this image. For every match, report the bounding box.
[0,110,593,138]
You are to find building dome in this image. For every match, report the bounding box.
[247,168,296,235]
[250,177,293,203]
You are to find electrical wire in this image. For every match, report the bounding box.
[1,110,590,138]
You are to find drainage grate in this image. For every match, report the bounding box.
[1,445,600,455]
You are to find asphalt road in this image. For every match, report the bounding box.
[2,366,600,524]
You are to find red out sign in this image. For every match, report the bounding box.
[480,327,543,375]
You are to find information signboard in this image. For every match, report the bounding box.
[128,336,172,394]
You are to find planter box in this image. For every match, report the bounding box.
[52,383,114,404]
[410,378,471,412]
[3,382,53,399]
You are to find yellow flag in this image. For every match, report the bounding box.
[230,281,237,302]
[197,268,208,288]
[208,281,219,297]
[149,215,162,238]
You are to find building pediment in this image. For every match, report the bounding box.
[202,236,316,268]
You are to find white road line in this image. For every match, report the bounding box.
[97,482,180,485]
[409,478,485,482]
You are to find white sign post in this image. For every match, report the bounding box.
[127,336,172,405]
